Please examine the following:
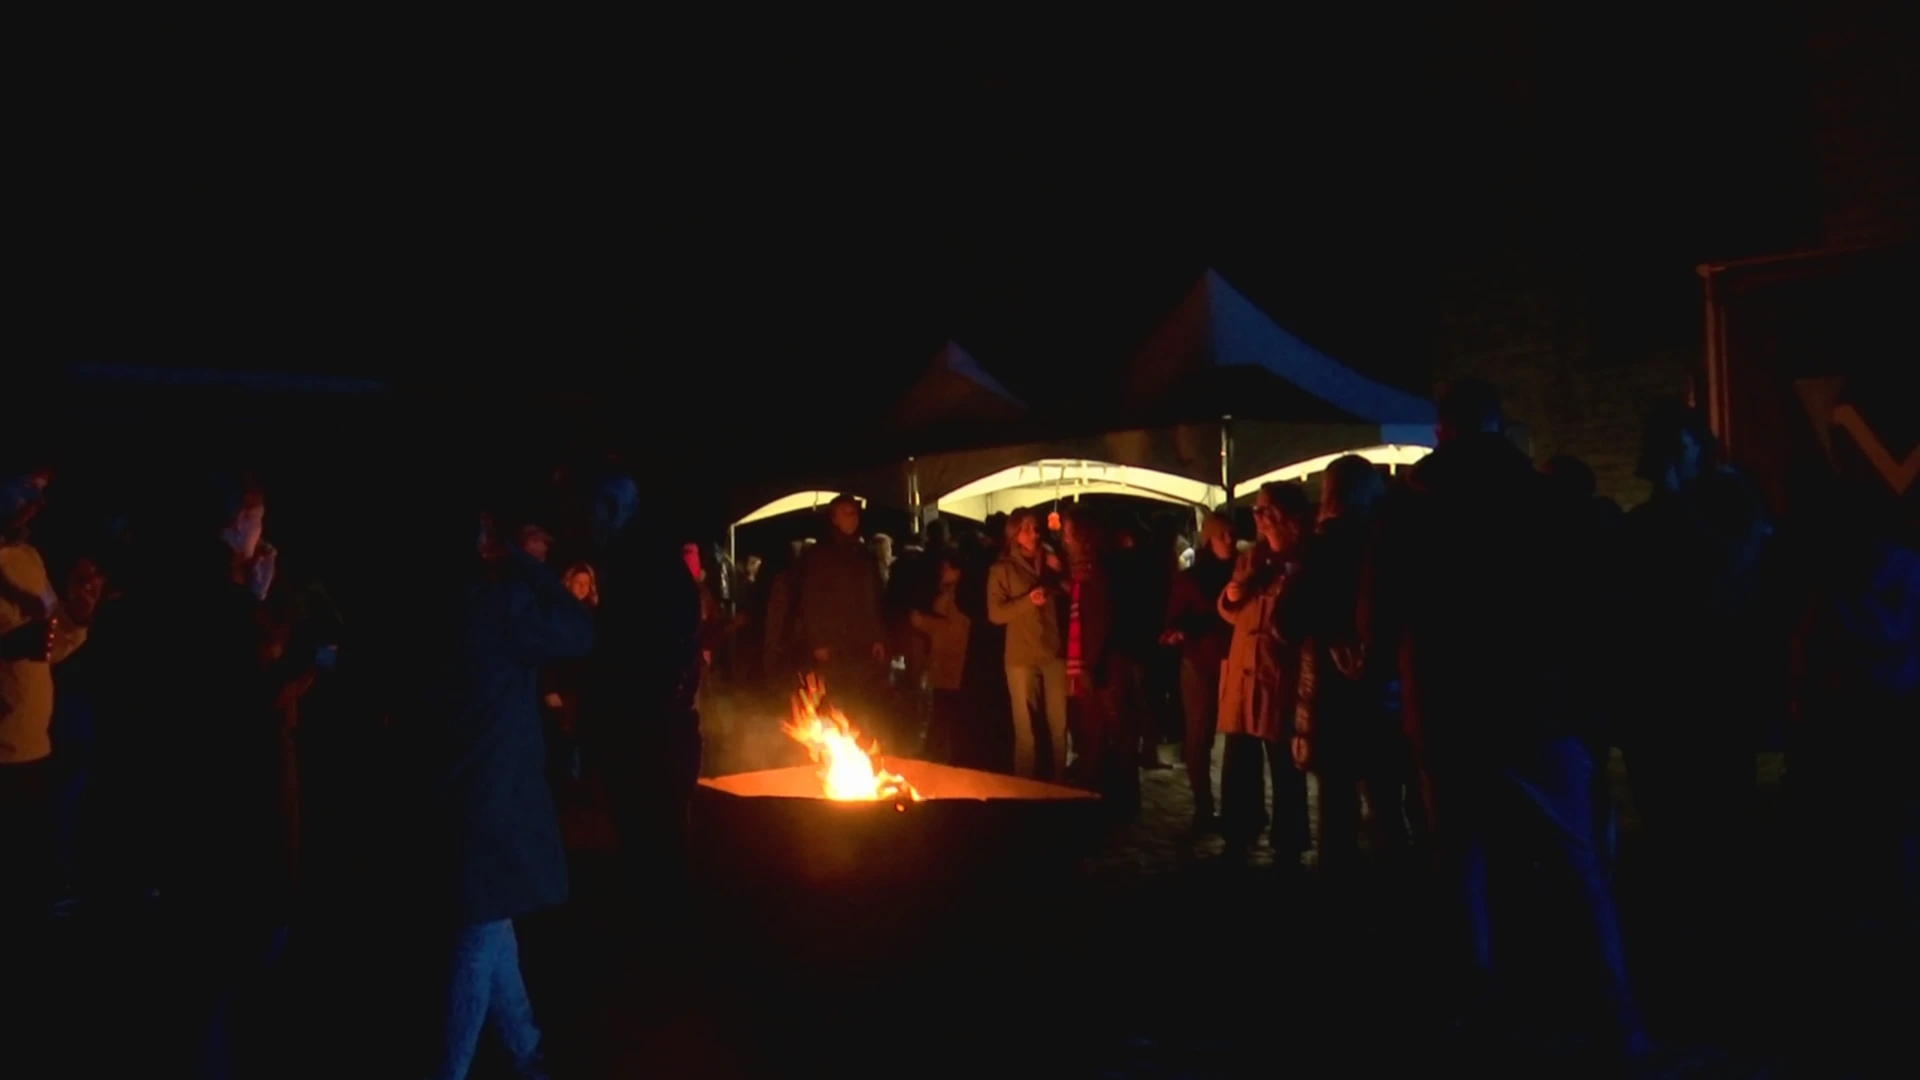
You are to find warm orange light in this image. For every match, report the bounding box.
[781,679,922,802]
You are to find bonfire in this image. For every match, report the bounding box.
[781,675,923,803]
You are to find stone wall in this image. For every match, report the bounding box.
[1427,244,1698,509]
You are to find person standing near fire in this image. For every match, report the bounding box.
[907,551,971,764]
[1216,481,1312,855]
[987,507,1069,782]
[573,465,703,916]
[789,494,891,740]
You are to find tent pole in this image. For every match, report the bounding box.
[1219,414,1236,510]
[726,523,738,621]
[906,457,923,537]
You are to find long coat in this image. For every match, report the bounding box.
[1216,544,1295,742]
[408,551,596,927]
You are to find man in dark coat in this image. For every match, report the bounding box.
[398,504,595,1080]
[790,494,890,733]
[574,467,704,912]
[1361,379,1652,1064]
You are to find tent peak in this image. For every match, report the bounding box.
[1124,269,1436,428]
[882,340,1028,437]
[929,340,1023,407]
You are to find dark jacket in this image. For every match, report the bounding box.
[1069,552,1157,690]
[1106,546,1164,662]
[1164,549,1236,670]
[792,532,888,661]
[405,550,595,926]
[1289,513,1396,768]
[582,525,704,764]
[113,540,296,909]
[1361,433,1588,755]
[1614,476,1791,751]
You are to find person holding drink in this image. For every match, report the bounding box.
[1216,481,1312,855]
[987,507,1069,781]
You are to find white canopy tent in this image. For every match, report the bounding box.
[1235,443,1434,491]
[1113,269,1437,493]
[726,286,1443,538]
[931,445,1434,522]
[724,341,1014,531]
[732,491,867,527]
[935,459,1228,521]
[906,271,1439,520]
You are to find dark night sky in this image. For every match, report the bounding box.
[26,4,1839,458]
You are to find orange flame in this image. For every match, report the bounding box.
[782,676,922,802]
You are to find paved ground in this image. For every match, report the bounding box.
[520,707,1888,1079]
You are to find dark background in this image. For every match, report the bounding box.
[19,4,1917,490]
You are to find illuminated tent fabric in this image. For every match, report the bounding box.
[909,272,1437,513]
[935,459,1230,521]
[732,491,869,526]
[1235,443,1433,489]
[727,461,908,527]
[727,280,1443,524]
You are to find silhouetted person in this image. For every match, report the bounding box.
[1792,482,1920,1034]
[1362,379,1651,1062]
[1543,453,1625,541]
[953,528,1013,771]
[1289,454,1414,873]
[1542,453,1625,871]
[1060,506,1148,816]
[104,469,326,1077]
[386,497,593,1080]
[1161,511,1236,830]
[1616,408,1783,991]
[574,467,703,914]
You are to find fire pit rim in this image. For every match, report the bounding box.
[697,759,1101,802]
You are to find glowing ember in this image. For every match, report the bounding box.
[782,677,922,802]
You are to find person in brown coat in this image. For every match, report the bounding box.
[1217,482,1312,854]
[987,509,1067,780]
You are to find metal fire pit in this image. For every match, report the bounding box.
[692,759,1100,891]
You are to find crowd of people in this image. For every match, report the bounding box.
[2,459,703,1079]
[706,379,1919,1069]
[3,376,1916,1076]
